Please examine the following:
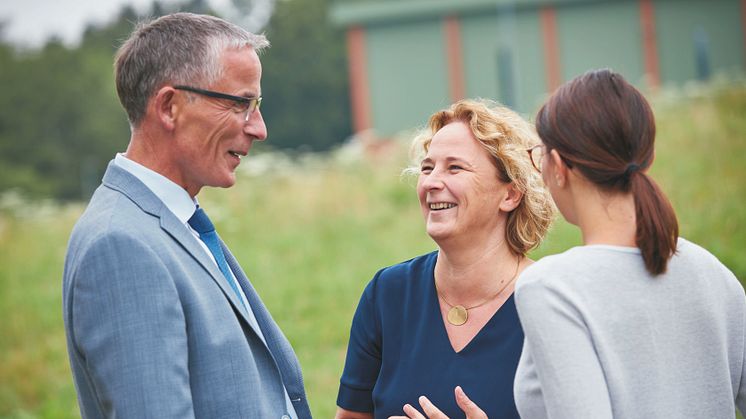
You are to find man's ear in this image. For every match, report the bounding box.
[499,182,523,213]
[549,149,567,188]
[152,86,178,131]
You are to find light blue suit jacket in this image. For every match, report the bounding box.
[62,161,312,418]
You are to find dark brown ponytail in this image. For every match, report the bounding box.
[536,69,678,275]
[630,174,678,274]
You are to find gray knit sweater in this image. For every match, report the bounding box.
[514,238,745,419]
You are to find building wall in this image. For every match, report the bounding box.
[461,7,546,113]
[366,19,450,137]
[556,1,645,84]
[656,0,744,85]
[334,0,745,137]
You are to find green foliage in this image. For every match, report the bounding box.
[0,205,83,417]
[649,85,746,279]
[0,0,351,201]
[0,9,134,201]
[0,85,744,417]
[260,0,352,150]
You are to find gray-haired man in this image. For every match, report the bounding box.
[62,13,311,418]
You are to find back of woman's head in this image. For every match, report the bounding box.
[536,69,678,275]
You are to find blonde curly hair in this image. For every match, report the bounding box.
[408,99,555,256]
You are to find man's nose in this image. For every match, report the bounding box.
[245,108,267,141]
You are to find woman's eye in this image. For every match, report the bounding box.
[420,166,433,173]
[449,165,463,172]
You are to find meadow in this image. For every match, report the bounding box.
[1,84,744,418]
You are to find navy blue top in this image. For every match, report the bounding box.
[337,251,524,419]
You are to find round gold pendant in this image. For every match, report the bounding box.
[447,305,468,326]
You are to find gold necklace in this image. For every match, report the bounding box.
[436,258,521,326]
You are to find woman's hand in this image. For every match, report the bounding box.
[389,386,488,419]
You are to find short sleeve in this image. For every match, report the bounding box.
[337,273,383,413]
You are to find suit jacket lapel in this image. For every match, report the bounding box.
[159,214,253,323]
[101,161,253,325]
[100,161,312,416]
[221,243,309,409]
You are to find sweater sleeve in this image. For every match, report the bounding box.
[515,275,613,419]
[737,299,746,415]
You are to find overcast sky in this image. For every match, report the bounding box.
[0,0,245,48]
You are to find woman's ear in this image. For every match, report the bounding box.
[549,149,567,188]
[499,183,523,213]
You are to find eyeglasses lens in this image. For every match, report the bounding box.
[528,147,540,173]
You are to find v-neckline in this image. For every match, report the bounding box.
[428,254,514,354]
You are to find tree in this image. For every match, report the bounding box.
[0,0,352,200]
[260,0,351,151]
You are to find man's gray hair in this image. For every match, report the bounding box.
[115,12,269,127]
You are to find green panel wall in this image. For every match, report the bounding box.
[655,0,744,86]
[366,19,450,136]
[461,8,546,115]
[556,1,645,85]
[462,14,501,103]
[511,9,546,114]
[355,0,745,137]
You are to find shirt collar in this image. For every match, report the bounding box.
[114,153,197,223]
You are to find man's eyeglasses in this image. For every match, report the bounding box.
[527,144,545,173]
[174,85,262,121]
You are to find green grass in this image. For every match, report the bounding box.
[0,85,744,418]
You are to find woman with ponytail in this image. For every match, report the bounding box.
[513,69,746,418]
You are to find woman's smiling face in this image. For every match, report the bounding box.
[417,121,512,243]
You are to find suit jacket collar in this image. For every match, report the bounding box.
[100,161,255,326]
[113,153,195,224]
[101,161,311,416]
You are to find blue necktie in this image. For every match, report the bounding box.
[188,207,244,306]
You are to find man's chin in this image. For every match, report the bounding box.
[211,173,237,189]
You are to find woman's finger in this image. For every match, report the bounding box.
[418,395,450,419]
[399,403,426,419]
[454,386,488,419]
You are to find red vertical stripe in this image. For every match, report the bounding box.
[444,16,466,102]
[347,26,372,133]
[540,6,562,92]
[640,0,661,88]
[742,0,746,69]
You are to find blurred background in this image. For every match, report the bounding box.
[0,0,744,417]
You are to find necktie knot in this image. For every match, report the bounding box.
[188,207,215,235]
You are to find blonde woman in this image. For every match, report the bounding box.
[336,100,554,419]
